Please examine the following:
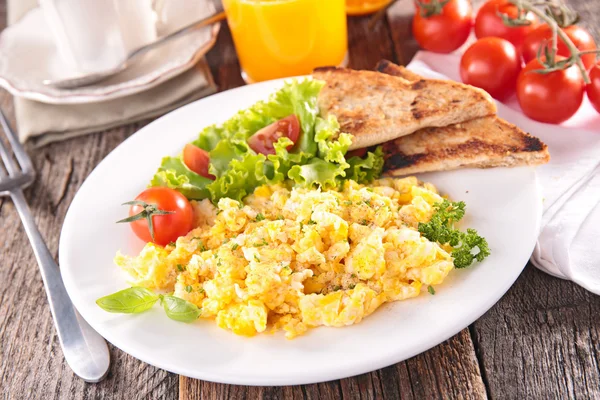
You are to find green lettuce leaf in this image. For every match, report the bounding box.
[345,146,385,184]
[256,79,324,155]
[314,115,353,165]
[206,152,270,202]
[192,125,224,152]
[191,79,323,154]
[149,79,386,203]
[149,156,211,199]
[288,158,347,190]
[268,137,313,182]
[207,139,248,177]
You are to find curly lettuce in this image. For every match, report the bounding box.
[150,79,384,203]
[149,156,211,200]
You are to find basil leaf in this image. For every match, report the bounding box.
[160,295,201,323]
[96,287,159,314]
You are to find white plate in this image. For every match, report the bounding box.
[59,78,542,386]
[0,7,219,104]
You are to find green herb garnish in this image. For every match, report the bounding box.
[418,199,490,269]
[254,239,269,247]
[96,287,159,314]
[159,295,201,323]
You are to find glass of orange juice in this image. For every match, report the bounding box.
[222,0,348,83]
[346,0,392,16]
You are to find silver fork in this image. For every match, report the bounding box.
[0,110,110,382]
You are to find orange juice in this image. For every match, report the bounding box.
[346,0,392,15]
[222,0,348,83]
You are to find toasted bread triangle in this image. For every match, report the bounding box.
[374,60,550,176]
[313,66,497,150]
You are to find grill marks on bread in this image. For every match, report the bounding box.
[313,66,497,150]
[371,60,549,175]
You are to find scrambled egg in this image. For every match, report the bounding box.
[115,178,454,339]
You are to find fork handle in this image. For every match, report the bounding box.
[10,189,110,383]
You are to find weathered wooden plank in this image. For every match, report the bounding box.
[205,19,245,91]
[473,266,600,399]
[385,0,420,67]
[0,115,179,399]
[346,13,398,69]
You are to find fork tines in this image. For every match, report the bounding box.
[0,110,35,194]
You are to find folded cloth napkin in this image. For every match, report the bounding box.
[407,52,600,295]
[9,0,217,147]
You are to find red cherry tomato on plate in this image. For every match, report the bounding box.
[412,0,473,53]
[120,187,194,246]
[521,24,597,70]
[248,115,301,156]
[460,37,521,101]
[183,144,215,180]
[587,63,600,114]
[516,56,585,124]
[475,0,538,49]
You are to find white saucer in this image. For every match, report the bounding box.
[0,7,220,104]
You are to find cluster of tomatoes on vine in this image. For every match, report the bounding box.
[412,0,600,124]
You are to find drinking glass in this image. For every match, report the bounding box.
[222,0,348,83]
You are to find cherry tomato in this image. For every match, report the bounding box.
[248,115,301,156]
[412,0,473,53]
[183,144,215,180]
[587,63,600,114]
[475,0,538,49]
[123,187,194,246]
[521,24,597,70]
[347,148,368,158]
[516,56,585,124]
[460,37,521,100]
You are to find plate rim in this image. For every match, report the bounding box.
[0,7,220,104]
[59,77,543,386]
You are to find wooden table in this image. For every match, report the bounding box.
[1,1,599,399]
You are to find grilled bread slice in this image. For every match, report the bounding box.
[375,60,424,81]
[381,116,550,175]
[374,60,550,176]
[313,66,497,150]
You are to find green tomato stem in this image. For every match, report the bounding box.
[509,0,591,84]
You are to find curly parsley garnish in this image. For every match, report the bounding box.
[418,200,490,269]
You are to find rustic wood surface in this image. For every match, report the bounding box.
[0,1,598,399]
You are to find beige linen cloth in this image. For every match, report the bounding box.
[9,0,217,147]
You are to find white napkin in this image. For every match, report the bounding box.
[406,52,600,295]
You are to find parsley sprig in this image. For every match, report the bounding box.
[418,200,490,269]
